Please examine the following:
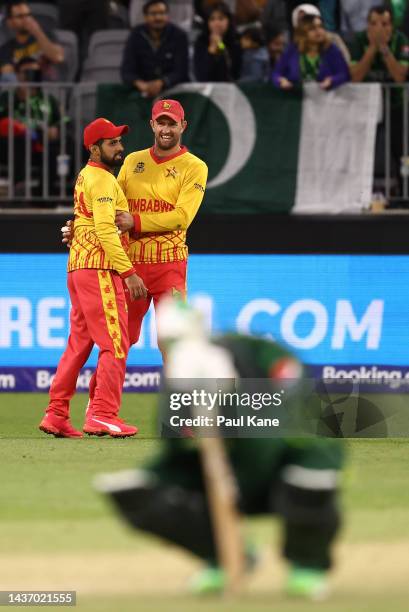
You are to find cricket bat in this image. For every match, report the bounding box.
[166,336,246,594]
[198,435,246,595]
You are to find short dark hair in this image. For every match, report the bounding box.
[142,0,168,15]
[6,1,29,19]
[202,2,237,44]
[240,27,265,47]
[205,1,233,21]
[15,56,39,72]
[264,25,286,43]
[368,5,393,21]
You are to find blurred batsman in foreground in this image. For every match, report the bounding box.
[95,299,345,600]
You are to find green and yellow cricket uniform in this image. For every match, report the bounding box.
[136,335,344,571]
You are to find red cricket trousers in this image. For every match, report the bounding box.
[127,260,187,346]
[48,269,129,419]
[87,260,187,405]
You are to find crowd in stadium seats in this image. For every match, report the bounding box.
[1,0,409,200]
[1,1,408,87]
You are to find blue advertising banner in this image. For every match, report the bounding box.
[0,254,408,391]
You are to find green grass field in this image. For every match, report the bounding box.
[1,393,408,611]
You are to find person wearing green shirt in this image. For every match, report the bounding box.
[96,298,345,601]
[350,5,409,83]
[349,5,409,196]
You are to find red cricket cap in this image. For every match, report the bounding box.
[83,118,129,149]
[151,99,185,122]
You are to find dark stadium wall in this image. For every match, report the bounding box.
[1,213,409,254]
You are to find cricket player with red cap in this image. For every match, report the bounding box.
[39,118,147,439]
[114,98,208,351]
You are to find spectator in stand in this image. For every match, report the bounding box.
[272,14,350,90]
[239,26,269,82]
[0,56,62,194]
[129,0,194,32]
[194,2,241,82]
[349,4,409,84]
[292,3,350,61]
[349,4,409,195]
[0,1,64,81]
[121,0,189,97]
[265,25,286,70]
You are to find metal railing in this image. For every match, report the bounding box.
[0,81,408,205]
[0,81,96,203]
[383,83,409,202]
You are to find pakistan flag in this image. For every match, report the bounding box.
[97,82,381,214]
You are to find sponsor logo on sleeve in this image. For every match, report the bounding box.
[194,183,205,193]
[97,196,114,203]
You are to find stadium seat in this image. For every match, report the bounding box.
[86,29,130,63]
[81,30,129,83]
[56,30,79,82]
[129,0,193,32]
[80,55,123,83]
[30,3,60,32]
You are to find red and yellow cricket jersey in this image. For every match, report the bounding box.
[68,161,135,278]
[117,146,208,263]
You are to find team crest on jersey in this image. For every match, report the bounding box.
[166,166,178,179]
[133,162,145,173]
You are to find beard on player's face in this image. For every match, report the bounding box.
[155,131,180,151]
[99,147,124,168]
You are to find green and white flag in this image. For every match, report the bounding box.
[97,82,381,214]
[294,83,381,213]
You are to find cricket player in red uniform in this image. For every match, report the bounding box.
[39,118,147,439]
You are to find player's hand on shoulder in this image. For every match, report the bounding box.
[115,211,134,233]
[61,219,73,248]
[124,273,147,300]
